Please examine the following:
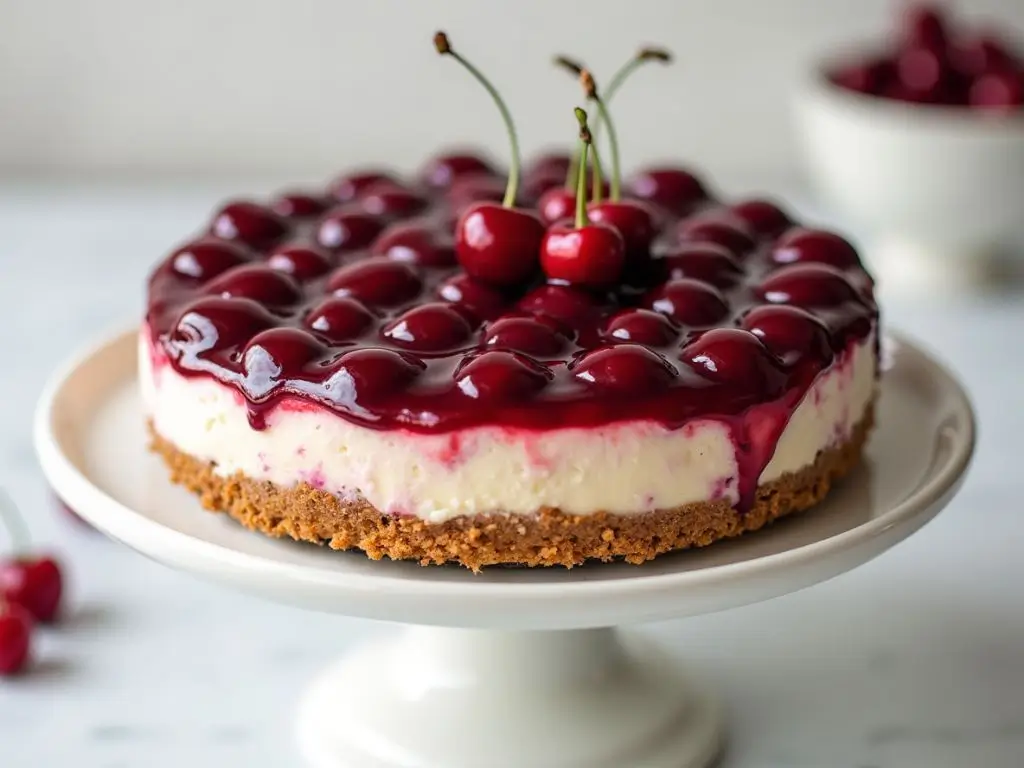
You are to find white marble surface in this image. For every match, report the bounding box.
[0,180,1022,768]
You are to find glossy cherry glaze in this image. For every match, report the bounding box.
[147,154,878,509]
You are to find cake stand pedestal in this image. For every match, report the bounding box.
[34,330,975,768]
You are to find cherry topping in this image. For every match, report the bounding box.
[537,187,578,226]
[242,328,329,395]
[681,328,786,393]
[758,263,865,308]
[210,201,289,249]
[969,69,1024,111]
[587,200,658,259]
[330,171,398,204]
[771,228,862,270]
[676,212,757,257]
[171,296,277,350]
[541,222,625,288]
[896,45,948,97]
[333,348,426,399]
[731,199,793,238]
[169,238,252,282]
[454,350,552,402]
[573,344,677,395]
[421,152,497,190]
[831,58,896,96]
[519,284,599,328]
[383,302,474,351]
[902,4,948,50]
[204,264,302,306]
[647,278,730,326]
[267,244,334,280]
[741,305,834,368]
[328,259,422,307]
[627,167,708,216]
[456,203,544,286]
[372,221,457,267]
[659,243,744,288]
[0,603,32,676]
[953,35,1015,78]
[316,207,387,252]
[270,191,331,218]
[305,297,376,342]
[483,315,567,356]
[603,309,678,346]
[358,182,430,219]
[436,273,508,320]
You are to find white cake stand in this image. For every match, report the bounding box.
[34,329,975,768]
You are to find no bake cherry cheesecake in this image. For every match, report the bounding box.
[142,34,879,570]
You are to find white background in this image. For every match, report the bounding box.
[2,0,1024,180]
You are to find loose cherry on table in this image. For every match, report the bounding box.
[435,32,546,287]
[0,602,32,676]
[0,493,64,625]
[540,108,626,288]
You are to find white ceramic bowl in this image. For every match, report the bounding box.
[793,67,1024,291]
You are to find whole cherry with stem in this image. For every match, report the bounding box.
[540,108,625,288]
[435,31,544,287]
[0,490,63,624]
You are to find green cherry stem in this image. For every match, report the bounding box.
[0,488,30,555]
[573,107,592,229]
[589,138,604,204]
[580,69,621,202]
[604,46,673,106]
[435,31,521,207]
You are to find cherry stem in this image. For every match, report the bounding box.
[0,489,29,556]
[590,140,604,204]
[574,108,591,229]
[604,47,673,107]
[435,32,520,207]
[581,70,621,201]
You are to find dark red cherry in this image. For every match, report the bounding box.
[243,328,328,391]
[896,45,947,95]
[328,259,422,307]
[447,173,508,209]
[270,191,331,218]
[524,152,572,199]
[573,344,677,395]
[771,228,862,270]
[483,315,567,356]
[204,264,302,306]
[587,200,658,258]
[454,350,552,402]
[758,263,864,308]
[902,4,948,49]
[333,348,426,399]
[169,238,253,282]
[171,296,276,350]
[305,297,375,342]
[681,328,785,393]
[647,279,730,326]
[383,302,474,351]
[371,221,456,267]
[519,284,599,328]
[421,152,498,190]
[969,69,1024,111]
[330,171,399,204]
[537,188,578,226]
[731,199,793,238]
[603,309,679,346]
[358,182,429,220]
[0,556,63,623]
[660,243,744,288]
[455,203,544,286]
[210,201,289,249]
[741,305,834,368]
[953,36,1016,77]
[436,274,508,320]
[0,603,32,676]
[316,207,387,252]
[267,244,334,280]
[676,212,757,257]
[831,58,896,95]
[540,222,626,288]
[626,167,708,216]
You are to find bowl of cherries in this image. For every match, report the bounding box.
[794,3,1024,290]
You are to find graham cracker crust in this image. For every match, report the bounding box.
[149,406,873,571]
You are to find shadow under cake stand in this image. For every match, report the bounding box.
[34,330,975,768]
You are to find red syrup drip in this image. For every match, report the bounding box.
[146,154,879,511]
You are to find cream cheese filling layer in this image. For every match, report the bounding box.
[141,328,875,522]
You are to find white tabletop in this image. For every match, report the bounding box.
[1,180,1022,768]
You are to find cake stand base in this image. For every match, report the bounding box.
[296,626,723,768]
